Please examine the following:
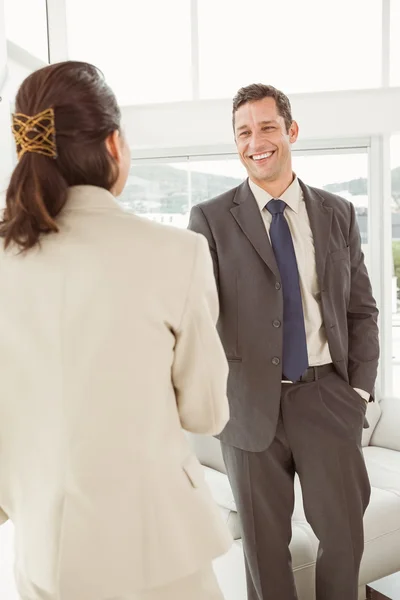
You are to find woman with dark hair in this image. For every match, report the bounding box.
[0,61,231,600]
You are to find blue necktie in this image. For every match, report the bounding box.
[267,199,308,382]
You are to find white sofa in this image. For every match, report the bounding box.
[190,396,400,600]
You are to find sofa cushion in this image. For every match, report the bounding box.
[204,446,400,513]
[203,466,241,539]
[370,397,400,452]
[205,447,400,583]
[291,483,400,587]
[364,446,400,496]
[218,507,242,541]
[362,400,382,447]
[203,467,236,512]
[222,485,400,599]
[189,434,226,474]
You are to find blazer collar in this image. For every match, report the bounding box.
[231,179,333,283]
[65,185,122,211]
[298,179,333,285]
[230,180,280,278]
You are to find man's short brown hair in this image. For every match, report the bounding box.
[232,83,293,132]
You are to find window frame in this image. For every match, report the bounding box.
[57,0,394,104]
[3,0,50,63]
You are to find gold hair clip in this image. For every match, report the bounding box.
[12,107,57,160]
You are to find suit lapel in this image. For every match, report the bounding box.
[230,181,280,279]
[299,180,333,286]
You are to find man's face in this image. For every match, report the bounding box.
[234,97,298,186]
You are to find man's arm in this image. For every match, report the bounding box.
[172,234,229,435]
[347,202,379,397]
[188,205,219,292]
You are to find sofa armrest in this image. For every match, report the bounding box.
[362,400,382,447]
[369,396,400,451]
[203,466,236,512]
[186,432,227,474]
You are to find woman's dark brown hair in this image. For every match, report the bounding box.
[0,61,121,251]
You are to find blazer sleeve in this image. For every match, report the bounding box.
[172,234,229,435]
[347,202,380,396]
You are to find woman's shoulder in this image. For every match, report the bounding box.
[122,210,199,250]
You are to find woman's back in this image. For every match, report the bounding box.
[0,62,231,600]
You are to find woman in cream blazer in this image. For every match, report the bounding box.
[0,61,232,600]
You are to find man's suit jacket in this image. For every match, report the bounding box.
[188,179,379,452]
[0,185,232,600]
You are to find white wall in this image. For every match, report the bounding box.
[0,93,13,187]
[122,87,400,156]
[0,0,6,84]
[0,12,48,204]
[0,0,12,205]
[0,57,35,205]
[3,56,36,99]
[0,31,48,201]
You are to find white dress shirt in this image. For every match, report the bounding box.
[249,176,369,401]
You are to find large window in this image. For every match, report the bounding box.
[120,161,192,227]
[120,151,369,256]
[391,0,400,86]
[198,0,382,99]
[66,0,192,105]
[294,153,369,249]
[4,0,48,62]
[64,0,392,104]
[120,159,246,227]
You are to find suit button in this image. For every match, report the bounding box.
[272,357,280,366]
[273,320,281,328]
[275,282,281,290]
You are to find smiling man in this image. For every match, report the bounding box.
[188,84,379,600]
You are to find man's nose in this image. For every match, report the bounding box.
[247,131,268,154]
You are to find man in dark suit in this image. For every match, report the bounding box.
[188,84,379,600]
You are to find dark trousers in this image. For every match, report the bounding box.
[221,372,371,600]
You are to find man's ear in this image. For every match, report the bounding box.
[288,121,299,144]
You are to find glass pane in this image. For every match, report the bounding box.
[119,162,190,227]
[391,135,400,394]
[198,0,382,99]
[4,0,48,62]
[123,152,369,239]
[119,160,248,228]
[391,0,400,85]
[293,153,369,248]
[66,0,192,105]
[190,160,246,207]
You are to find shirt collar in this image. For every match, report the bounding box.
[248,175,302,214]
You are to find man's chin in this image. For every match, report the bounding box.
[251,169,276,183]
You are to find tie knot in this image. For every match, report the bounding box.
[266,199,286,215]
